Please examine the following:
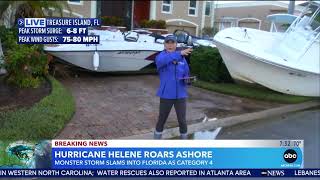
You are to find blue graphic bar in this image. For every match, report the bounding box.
[52,147,303,169]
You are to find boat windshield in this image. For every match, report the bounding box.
[312,11,320,31]
[286,2,320,36]
[276,2,320,60]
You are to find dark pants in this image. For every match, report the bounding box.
[155,98,187,134]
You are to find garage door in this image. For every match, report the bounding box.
[166,25,196,36]
[238,22,260,29]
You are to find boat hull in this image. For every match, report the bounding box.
[216,43,320,97]
[47,50,157,72]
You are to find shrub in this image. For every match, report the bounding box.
[190,46,233,83]
[0,26,18,52]
[0,26,49,88]
[140,19,149,28]
[101,16,125,26]
[140,19,166,29]
[155,20,166,29]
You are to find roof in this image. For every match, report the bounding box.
[216,1,306,12]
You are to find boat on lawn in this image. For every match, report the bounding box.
[214,1,320,97]
[44,30,163,72]
[44,28,215,72]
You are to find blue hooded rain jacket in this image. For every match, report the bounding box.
[155,50,190,99]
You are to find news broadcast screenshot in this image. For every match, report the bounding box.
[0,0,319,179]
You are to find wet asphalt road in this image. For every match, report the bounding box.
[217,108,320,169]
[14,108,320,180]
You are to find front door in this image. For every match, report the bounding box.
[100,0,132,29]
[133,0,150,28]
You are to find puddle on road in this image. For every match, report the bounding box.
[204,106,265,118]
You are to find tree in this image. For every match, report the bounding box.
[0,1,71,27]
[0,1,10,74]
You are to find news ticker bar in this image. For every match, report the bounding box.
[17,18,101,44]
[0,169,320,178]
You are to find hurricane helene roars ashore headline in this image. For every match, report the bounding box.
[54,150,213,159]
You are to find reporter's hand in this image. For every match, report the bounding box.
[180,48,193,56]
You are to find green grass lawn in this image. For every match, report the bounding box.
[193,80,314,104]
[0,77,75,140]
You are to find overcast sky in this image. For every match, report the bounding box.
[216,1,307,5]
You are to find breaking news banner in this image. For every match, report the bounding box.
[1,140,319,178]
[17,18,101,44]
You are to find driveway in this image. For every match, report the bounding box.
[56,72,279,139]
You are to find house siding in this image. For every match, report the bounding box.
[64,1,92,18]
[214,5,300,31]
[204,16,212,28]
[58,1,304,35]
[155,0,206,36]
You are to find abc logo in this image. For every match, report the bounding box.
[283,149,297,163]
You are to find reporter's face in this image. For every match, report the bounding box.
[164,41,177,52]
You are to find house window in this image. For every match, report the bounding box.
[205,1,211,16]
[68,0,83,5]
[162,0,172,14]
[188,0,197,16]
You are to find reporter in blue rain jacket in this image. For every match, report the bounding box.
[154,35,193,139]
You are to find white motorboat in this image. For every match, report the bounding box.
[45,28,216,72]
[214,1,320,97]
[44,30,164,72]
